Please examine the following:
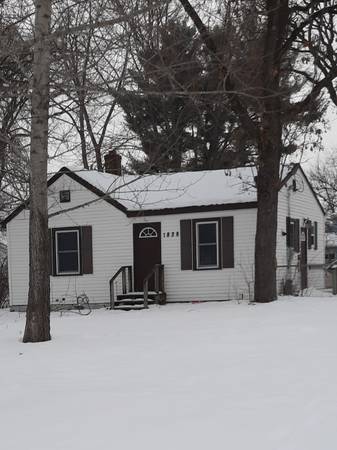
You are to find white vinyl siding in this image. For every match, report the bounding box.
[7,176,133,307]
[276,168,325,293]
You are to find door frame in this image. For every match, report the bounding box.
[133,222,162,291]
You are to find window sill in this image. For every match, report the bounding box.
[52,272,82,277]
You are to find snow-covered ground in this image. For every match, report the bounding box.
[2,296,337,450]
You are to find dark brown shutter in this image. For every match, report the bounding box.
[49,229,55,276]
[314,221,318,250]
[81,226,93,274]
[307,220,313,249]
[294,219,300,252]
[180,220,192,270]
[221,217,234,268]
[286,217,291,247]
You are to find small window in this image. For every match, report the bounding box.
[139,227,158,239]
[55,230,80,275]
[60,190,70,203]
[196,221,219,269]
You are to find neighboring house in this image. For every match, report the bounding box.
[326,233,337,264]
[1,153,325,310]
[325,233,337,288]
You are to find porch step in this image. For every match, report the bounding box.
[112,291,166,310]
[114,304,147,311]
[113,297,155,311]
[116,291,159,301]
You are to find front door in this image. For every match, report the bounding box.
[300,227,308,290]
[133,222,161,291]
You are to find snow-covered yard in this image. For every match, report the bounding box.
[2,297,337,450]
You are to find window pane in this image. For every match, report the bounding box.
[58,252,79,273]
[199,244,217,267]
[57,232,78,251]
[198,223,217,244]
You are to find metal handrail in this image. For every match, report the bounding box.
[109,265,132,309]
[143,264,164,309]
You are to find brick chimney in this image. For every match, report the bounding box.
[104,150,122,176]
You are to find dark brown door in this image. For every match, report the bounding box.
[300,227,308,290]
[133,222,161,291]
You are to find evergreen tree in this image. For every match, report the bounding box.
[118,19,248,172]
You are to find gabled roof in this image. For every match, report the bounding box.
[1,163,324,226]
[280,163,325,215]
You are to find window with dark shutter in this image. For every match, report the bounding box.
[307,220,313,249]
[180,217,234,271]
[49,226,93,276]
[286,217,300,252]
[314,222,318,250]
[195,221,219,269]
[294,219,300,252]
[221,217,234,268]
[81,226,93,274]
[49,229,54,276]
[180,220,192,270]
[55,230,80,275]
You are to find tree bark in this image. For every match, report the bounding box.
[254,0,288,302]
[254,136,281,302]
[23,0,51,343]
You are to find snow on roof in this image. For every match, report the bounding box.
[75,167,257,211]
[326,233,337,248]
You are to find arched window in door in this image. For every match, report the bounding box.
[139,227,158,239]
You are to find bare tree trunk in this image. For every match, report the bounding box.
[23,0,51,343]
[254,138,281,302]
[254,0,288,302]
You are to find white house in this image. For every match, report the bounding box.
[2,153,325,310]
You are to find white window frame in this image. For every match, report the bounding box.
[55,229,81,275]
[196,221,219,269]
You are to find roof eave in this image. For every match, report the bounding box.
[127,201,258,217]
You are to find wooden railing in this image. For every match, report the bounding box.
[143,264,165,309]
[109,265,132,309]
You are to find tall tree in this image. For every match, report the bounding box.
[23,0,52,342]
[178,0,337,302]
[118,14,247,172]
